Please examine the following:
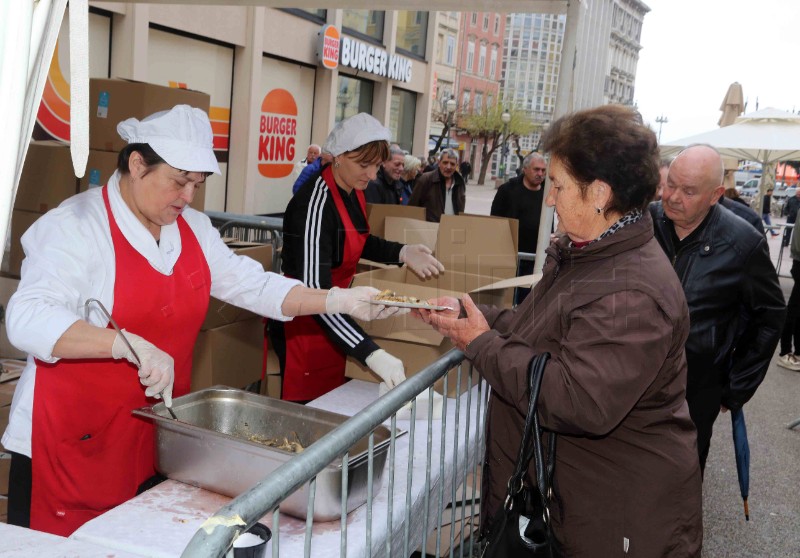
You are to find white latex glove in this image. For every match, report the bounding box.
[366,349,406,391]
[326,286,409,321]
[399,244,445,278]
[112,329,175,407]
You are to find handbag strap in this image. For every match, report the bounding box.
[504,352,553,506]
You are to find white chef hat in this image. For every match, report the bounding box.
[117,104,221,175]
[323,113,391,156]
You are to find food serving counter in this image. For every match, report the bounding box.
[68,379,484,557]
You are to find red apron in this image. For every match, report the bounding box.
[282,166,368,401]
[30,186,210,536]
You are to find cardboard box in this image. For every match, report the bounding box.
[89,78,211,152]
[90,78,211,152]
[0,381,17,408]
[14,142,80,213]
[191,318,265,391]
[201,242,273,330]
[346,214,520,393]
[8,209,42,278]
[0,453,10,495]
[366,203,425,239]
[80,149,120,191]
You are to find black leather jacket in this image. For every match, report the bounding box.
[650,202,786,411]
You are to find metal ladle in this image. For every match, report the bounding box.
[84,298,178,419]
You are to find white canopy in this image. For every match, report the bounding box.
[661,107,800,164]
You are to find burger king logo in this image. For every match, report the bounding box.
[318,25,340,69]
[258,88,297,179]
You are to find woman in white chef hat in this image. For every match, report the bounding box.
[275,113,444,403]
[1,105,395,537]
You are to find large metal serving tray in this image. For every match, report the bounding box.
[132,386,395,521]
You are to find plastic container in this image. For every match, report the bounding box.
[230,523,271,558]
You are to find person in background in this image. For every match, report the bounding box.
[490,152,548,305]
[1,105,393,536]
[651,144,785,472]
[423,154,438,173]
[364,145,406,205]
[292,151,332,195]
[409,148,466,222]
[459,159,472,181]
[777,222,800,370]
[655,157,670,201]
[762,187,781,237]
[781,187,800,247]
[399,154,422,205]
[293,144,321,179]
[721,187,765,234]
[418,105,703,556]
[276,113,444,403]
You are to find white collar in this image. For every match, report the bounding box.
[107,171,182,274]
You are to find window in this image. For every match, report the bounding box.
[342,10,384,41]
[494,15,500,35]
[396,11,428,56]
[389,88,417,152]
[478,44,487,75]
[490,46,497,77]
[336,75,374,123]
[474,92,483,113]
[462,90,471,112]
[445,35,456,65]
[487,93,494,109]
[483,14,490,31]
[471,12,477,26]
[282,9,327,21]
[467,40,475,71]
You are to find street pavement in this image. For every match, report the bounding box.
[464,181,800,556]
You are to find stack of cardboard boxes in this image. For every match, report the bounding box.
[191,241,279,393]
[7,78,211,277]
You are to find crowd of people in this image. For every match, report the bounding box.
[3,102,792,557]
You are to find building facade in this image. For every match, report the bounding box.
[37,4,440,216]
[427,11,461,157]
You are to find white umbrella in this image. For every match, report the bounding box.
[661,107,800,164]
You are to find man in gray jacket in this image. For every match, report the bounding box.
[650,144,786,472]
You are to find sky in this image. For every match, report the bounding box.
[634,0,800,143]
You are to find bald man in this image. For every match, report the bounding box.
[649,144,785,472]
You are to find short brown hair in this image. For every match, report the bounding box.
[542,105,660,214]
[347,140,389,165]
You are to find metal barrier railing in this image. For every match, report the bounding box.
[205,211,284,272]
[181,349,488,558]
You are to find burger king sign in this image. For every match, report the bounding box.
[258,88,298,179]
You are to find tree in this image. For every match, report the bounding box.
[459,104,534,185]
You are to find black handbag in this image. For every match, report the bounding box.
[482,352,556,558]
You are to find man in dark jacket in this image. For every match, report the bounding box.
[782,187,800,246]
[409,148,465,222]
[491,152,548,304]
[650,144,786,472]
[364,146,405,205]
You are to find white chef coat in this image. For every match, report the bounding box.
[1,171,302,457]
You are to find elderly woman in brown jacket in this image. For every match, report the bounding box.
[420,105,703,556]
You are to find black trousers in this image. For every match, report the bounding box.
[686,384,723,474]
[780,259,800,354]
[8,451,32,528]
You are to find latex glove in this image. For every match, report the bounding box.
[326,286,409,321]
[112,329,175,407]
[399,244,445,278]
[366,349,406,391]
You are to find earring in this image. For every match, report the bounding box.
[595,207,602,214]
[334,159,340,169]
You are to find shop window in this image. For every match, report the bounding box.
[281,9,327,22]
[343,9,384,42]
[396,11,428,58]
[389,88,417,153]
[336,75,374,123]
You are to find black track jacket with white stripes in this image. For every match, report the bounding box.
[282,167,404,363]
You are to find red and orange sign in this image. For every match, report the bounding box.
[319,25,340,70]
[258,88,297,179]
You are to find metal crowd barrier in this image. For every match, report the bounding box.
[775,222,794,278]
[205,210,284,272]
[182,349,489,558]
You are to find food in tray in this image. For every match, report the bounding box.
[373,289,424,305]
[248,431,305,453]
